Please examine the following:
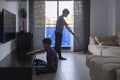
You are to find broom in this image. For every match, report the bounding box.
[66,26,82,46]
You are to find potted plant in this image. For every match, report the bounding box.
[19,8,27,32]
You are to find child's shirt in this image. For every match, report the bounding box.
[45,47,58,71]
[55,15,66,34]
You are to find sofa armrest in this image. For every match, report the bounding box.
[117,69,120,80]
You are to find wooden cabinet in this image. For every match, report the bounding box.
[17,32,33,54]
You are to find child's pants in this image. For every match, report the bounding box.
[34,59,55,74]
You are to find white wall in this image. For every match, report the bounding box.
[0,1,18,61]
[0,40,16,61]
[108,0,116,35]
[90,0,119,36]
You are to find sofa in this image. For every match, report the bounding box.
[88,29,120,56]
[87,30,120,80]
[86,55,120,80]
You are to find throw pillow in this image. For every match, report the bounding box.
[95,36,117,46]
[89,37,97,44]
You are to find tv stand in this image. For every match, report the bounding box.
[0,32,34,80]
[0,50,35,80]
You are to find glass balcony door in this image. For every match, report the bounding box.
[45,1,74,49]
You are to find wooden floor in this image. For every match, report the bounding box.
[33,51,90,80]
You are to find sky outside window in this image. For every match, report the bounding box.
[45,1,57,25]
[45,1,73,26]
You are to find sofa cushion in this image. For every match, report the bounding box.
[88,45,109,55]
[100,63,120,80]
[86,56,120,80]
[102,47,120,56]
[117,69,120,80]
[116,29,120,39]
[95,36,117,46]
[99,42,117,46]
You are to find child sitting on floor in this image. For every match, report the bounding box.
[27,38,58,74]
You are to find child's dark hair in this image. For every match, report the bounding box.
[63,8,70,14]
[42,38,51,45]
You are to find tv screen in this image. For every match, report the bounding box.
[0,9,16,43]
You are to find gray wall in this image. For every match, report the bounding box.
[90,0,109,36]
[0,1,19,61]
[91,0,120,36]
[108,0,116,36]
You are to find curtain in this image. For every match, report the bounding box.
[29,0,45,50]
[74,0,90,52]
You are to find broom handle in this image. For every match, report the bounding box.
[73,33,81,46]
[66,26,81,46]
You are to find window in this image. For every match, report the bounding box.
[45,1,74,49]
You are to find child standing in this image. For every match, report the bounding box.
[54,8,75,60]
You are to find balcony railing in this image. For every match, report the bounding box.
[46,25,72,47]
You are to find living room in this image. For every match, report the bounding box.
[0,0,120,80]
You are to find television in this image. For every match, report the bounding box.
[0,9,16,43]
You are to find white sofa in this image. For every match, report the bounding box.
[88,29,120,56]
[87,30,120,80]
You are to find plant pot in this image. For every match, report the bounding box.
[20,19,27,32]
